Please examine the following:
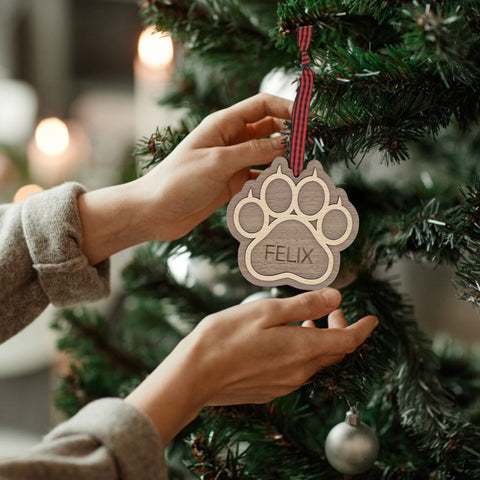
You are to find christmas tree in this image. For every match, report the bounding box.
[53,1,480,478]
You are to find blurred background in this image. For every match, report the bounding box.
[0,0,179,457]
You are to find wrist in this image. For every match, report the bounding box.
[125,335,213,445]
[77,180,153,265]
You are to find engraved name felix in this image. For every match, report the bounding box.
[264,244,314,264]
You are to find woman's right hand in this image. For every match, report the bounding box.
[126,288,377,445]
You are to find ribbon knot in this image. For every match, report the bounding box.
[301,51,311,66]
[289,25,314,177]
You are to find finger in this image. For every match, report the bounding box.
[189,94,292,149]
[328,309,348,329]
[226,93,293,125]
[246,117,288,140]
[346,315,378,341]
[250,169,262,180]
[302,320,316,328]
[311,315,378,356]
[263,289,342,327]
[221,135,288,172]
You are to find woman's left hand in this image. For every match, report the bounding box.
[77,93,292,265]
[138,93,292,240]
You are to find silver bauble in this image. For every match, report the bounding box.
[168,251,256,305]
[240,289,280,304]
[325,407,379,475]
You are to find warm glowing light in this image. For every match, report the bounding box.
[138,26,174,68]
[13,184,44,203]
[34,118,70,155]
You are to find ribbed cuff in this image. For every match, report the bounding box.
[46,398,166,480]
[22,182,110,306]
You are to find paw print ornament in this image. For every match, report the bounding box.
[227,25,358,290]
[226,157,359,291]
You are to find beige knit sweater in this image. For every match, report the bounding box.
[0,183,166,479]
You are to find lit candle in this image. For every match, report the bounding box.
[138,26,174,71]
[0,78,37,147]
[28,117,90,187]
[35,117,69,155]
[13,184,44,203]
[134,26,178,139]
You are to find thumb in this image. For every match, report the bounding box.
[261,289,342,328]
[223,135,287,172]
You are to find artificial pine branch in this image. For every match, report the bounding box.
[340,276,480,477]
[54,309,150,375]
[134,126,188,170]
[309,44,480,128]
[275,0,400,54]
[189,396,335,480]
[179,210,239,267]
[363,179,480,306]
[52,309,151,416]
[141,0,283,83]
[188,427,255,480]
[275,0,480,166]
[161,63,235,122]
[142,0,269,45]
[400,2,480,87]
[122,241,215,321]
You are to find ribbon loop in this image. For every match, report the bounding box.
[290,25,314,177]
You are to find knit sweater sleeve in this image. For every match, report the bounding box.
[0,186,168,479]
[0,398,167,480]
[0,182,110,342]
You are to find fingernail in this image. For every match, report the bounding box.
[321,288,341,308]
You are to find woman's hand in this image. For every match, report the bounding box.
[125,288,378,445]
[78,93,292,265]
[138,92,292,240]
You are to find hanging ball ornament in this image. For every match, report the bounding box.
[167,251,257,305]
[325,406,379,475]
[240,288,280,304]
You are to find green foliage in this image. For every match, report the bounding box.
[275,0,480,165]
[142,0,284,109]
[134,126,188,170]
[52,308,150,416]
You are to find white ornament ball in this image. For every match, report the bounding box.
[241,289,279,304]
[259,68,298,101]
[168,251,255,303]
[325,408,379,475]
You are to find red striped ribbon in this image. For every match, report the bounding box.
[290,25,314,177]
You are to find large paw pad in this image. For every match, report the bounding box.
[227,157,359,290]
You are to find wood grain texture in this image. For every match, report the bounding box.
[227,156,359,290]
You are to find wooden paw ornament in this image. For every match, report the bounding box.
[227,26,359,290]
[227,157,358,290]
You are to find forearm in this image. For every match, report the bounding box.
[77,180,153,265]
[125,335,209,445]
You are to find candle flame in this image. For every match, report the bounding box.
[13,184,44,203]
[138,26,174,68]
[35,118,69,155]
